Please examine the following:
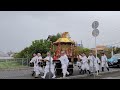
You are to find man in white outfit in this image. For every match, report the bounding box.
[93,56,101,75]
[81,53,91,74]
[59,51,69,78]
[41,52,56,79]
[34,53,43,78]
[30,53,38,76]
[88,53,95,73]
[101,53,109,72]
[77,54,82,73]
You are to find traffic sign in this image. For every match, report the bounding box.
[92,21,99,29]
[92,29,99,37]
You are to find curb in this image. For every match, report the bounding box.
[56,70,120,79]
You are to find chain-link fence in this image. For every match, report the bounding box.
[0,58,31,69]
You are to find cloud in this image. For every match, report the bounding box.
[0,11,120,52]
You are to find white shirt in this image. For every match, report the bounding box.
[81,56,88,64]
[44,56,53,66]
[64,54,69,65]
[101,55,107,62]
[94,57,100,64]
[88,55,95,63]
[30,56,38,64]
[37,56,42,62]
[59,55,69,66]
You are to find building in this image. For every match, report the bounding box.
[91,45,109,53]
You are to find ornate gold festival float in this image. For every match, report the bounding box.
[53,32,78,62]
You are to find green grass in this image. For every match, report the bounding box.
[0,61,28,69]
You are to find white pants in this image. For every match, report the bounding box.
[81,63,89,70]
[94,63,99,71]
[77,62,81,70]
[33,63,36,71]
[77,62,81,67]
[43,65,55,77]
[61,64,69,77]
[101,61,108,68]
[35,65,43,76]
[89,62,93,72]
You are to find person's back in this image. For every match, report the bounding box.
[59,51,69,77]
[81,53,90,74]
[101,53,109,72]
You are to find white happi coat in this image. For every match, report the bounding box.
[81,56,89,70]
[59,55,69,75]
[88,55,94,67]
[101,55,108,68]
[94,57,101,71]
[44,56,55,74]
[77,55,82,68]
[34,56,43,75]
[30,56,38,72]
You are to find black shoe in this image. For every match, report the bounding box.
[87,70,91,74]
[79,70,82,74]
[81,70,84,74]
[107,68,109,71]
[102,67,104,72]
[98,70,99,73]
[35,77,39,78]
[32,71,35,76]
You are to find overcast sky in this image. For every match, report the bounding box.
[0,11,120,53]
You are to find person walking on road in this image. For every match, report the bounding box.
[77,54,82,74]
[34,53,43,78]
[81,53,91,74]
[94,56,101,75]
[101,52,109,72]
[41,52,56,79]
[30,53,38,76]
[88,53,95,73]
[59,51,69,78]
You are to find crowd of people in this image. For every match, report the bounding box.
[29,51,109,79]
[76,52,109,75]
[30,51,69,79]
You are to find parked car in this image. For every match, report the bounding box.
[108,54,120,67]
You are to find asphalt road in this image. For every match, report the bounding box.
[101,71,120,79]
[0,65,119,79]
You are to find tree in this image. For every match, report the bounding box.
[49,33,61,43]
[14,33,61,59]
[73,46,90,57]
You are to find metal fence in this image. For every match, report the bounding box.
[0,58,31,66]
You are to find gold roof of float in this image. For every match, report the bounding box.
[53,32,75,44]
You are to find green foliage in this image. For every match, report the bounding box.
[49,33,61,43]
[74,46,90,57]
[114,47,120,54]
[14,33,61,59]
